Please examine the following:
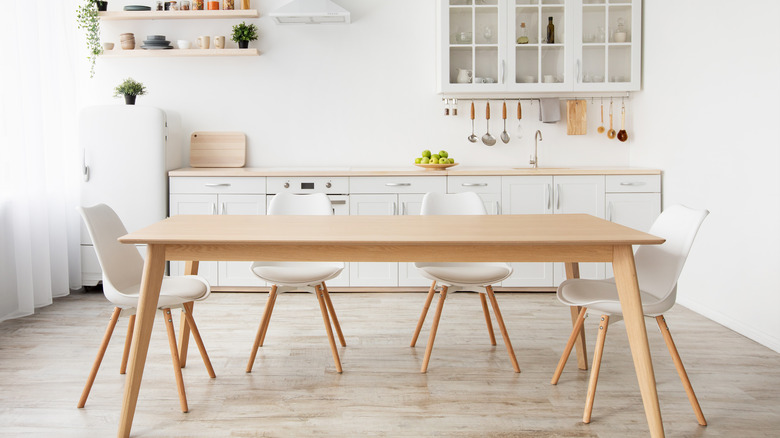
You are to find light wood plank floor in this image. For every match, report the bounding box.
[1,291,779,437]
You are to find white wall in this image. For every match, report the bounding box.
[631,0,780,352]
[79,0,633,169]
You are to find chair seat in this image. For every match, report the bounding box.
[251,261,345,287]
[557,278,671,317]
[113,275,209,309]
[414,262,513,287]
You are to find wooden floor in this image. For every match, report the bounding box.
[1,291,779,437]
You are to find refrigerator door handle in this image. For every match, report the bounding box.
[82,150,90,182]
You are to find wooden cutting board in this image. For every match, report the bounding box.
[190,132,246,167]
[566,100,587,135]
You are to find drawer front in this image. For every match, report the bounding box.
[349,176,446,194]
[447,176,502,194]
[605,175,660,193]
[170,177,265,194]
[267,177,349,194]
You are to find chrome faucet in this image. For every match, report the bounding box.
[530,130,542,168]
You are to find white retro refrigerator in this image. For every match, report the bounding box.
[79,105,181,286]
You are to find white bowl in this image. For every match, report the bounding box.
[176,40,192,49]
[102,42,114,50]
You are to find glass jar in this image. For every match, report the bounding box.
[181,0,190,10]
[170,0,179,10]
[156,0,163,11]
[193,0,203,10]
[223,0,234,10]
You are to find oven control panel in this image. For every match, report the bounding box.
[267,177,348,195]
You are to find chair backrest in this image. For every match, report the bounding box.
[420,192,487,216]
[268,193,333,216]
[78,204,145,304]
[634,204,709,302]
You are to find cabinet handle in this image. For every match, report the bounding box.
[401,202,407,216]
[500,59,505,84]
[205,183,231,187]
[393,202,398,215]
[619,182,646,186]
[546,184,551,210]
[462,183,487,187]
[211,203,217,215]
[608,202,613,222]
[495,201,501,215]
[385,182,411,187]
[576,59,581,83]
[556,184,561,210]
[220,202,225,215]
[330,199,346,205]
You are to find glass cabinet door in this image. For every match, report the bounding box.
[510,0,568,90]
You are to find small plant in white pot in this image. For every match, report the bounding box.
[231,22,258,49]
[113,78,147,105]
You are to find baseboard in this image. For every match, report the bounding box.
[678,297,780,354]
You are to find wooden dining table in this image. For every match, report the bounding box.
[117,213,666,437]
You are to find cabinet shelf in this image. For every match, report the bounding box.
[98,10,259,20]
[101,48,260,57]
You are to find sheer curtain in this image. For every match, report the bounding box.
[0,1,82,321]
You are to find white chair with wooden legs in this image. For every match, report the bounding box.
[410,192,520,374]
[246,193,346,373]
[550,204,709,426]
[77,204,215,413]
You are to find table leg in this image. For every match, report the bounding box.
[178,261,199,367]
[564,262,588,370]
[612,245,664,438]
[118,244,166,438]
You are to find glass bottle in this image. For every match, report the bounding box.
[546,17,554,44]
[517,22,529,44]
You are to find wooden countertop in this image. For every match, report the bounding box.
[169,166,662,177]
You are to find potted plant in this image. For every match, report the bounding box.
[231,21,258,49]
[76,0,103,78]
[113,78,147,105]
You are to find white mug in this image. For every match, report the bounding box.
[543,74,555,83]
[474,77,485,83]
[214,35,225,49]
[197,35,210,49]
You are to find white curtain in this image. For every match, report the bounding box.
[0,1,82,321]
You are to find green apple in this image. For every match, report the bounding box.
[421,150,431,158]
[414,157,422,164]
[431,154,440,161]
[439,157,448,164]
[448,158,455,164]
[438,150,448,158]
[420,157,430,164]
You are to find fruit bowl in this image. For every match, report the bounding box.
[414,163,459,170]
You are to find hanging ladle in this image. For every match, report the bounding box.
[617,100,628,142]
[606,99,616,139]
[500,100,510,144]
[468,101,478,143]
[482,101,496,146]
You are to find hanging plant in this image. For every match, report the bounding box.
[77,0,103,78]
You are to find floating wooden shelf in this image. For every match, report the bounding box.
[101,48,260,57]
[99,10,259,20]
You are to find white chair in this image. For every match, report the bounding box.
[551,204,709,425]
[246,193,346,373]
[77,204,215,413]
[411,192,520,373]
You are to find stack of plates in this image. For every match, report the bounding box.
[124,5,152,11]
[141,35,173,50]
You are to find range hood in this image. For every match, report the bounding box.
[269,0,350,24]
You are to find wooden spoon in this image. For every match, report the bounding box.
[516,100,523,139]
[606,100,616,139]
[617,102,628,142]
[597,99,605,134]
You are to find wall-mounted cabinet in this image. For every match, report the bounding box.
[438,0,641,94]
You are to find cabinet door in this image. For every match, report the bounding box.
[604,192,660,278]
[552,175,606,284]
[217,194,267,287]
[501,176,554,287]
[439,0,508,93]
[349,194,398,287]
[398,194,430,287]
[168,194,219,285]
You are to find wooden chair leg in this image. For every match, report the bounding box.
[162,308,188,413]
[181,306,216,378]
[321,282,346,347]
[583,315,609,423]
[485,286,521,373]
[246,285,278,373]
[551,306,588,385]
[78,307,121,408]
[479,292,497,346]
[411,281,437,347]
[120,314,135,375]
[314,284,342,373]
[421,286,448,373]
[178,302,194,368]
[656,315,707,426]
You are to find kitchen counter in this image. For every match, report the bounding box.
[169,166,662,177]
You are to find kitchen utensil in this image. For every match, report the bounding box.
[500,101,510,143]
[414,162,459,170]
[607,100,616,139]
[482,101,496,146]
[566,99,587,135]
[451,98,458,116]
[190,131,246,167]
[597,99,605,134]
[516,100,523,139]
[468,101,478,143]
[617,101,628,142]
